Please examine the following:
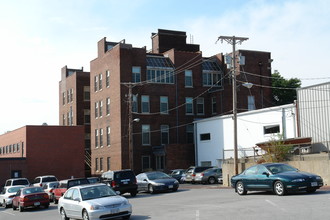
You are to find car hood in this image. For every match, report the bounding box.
[150,178,177,184]
[276,171,319,178]
[83,196,127,206]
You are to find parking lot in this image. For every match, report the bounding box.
[1,184,330,220]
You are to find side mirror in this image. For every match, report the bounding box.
[143,179,148,182]
[262,172,270,177]
[74,198,81,202]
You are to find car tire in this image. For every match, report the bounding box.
[60,208,69,220]
[44,204,49,209]
[208,177,216,184]
[19,204,24,212]
[236,181,247,195]
[274,181,286,196]
[54,197,58,204]
[83,210,90,220]
[12,203,17,211]
[130,190,137,197]
[148,184,154,194]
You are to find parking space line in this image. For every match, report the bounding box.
[265,200,287,213]
[1,211,15,216]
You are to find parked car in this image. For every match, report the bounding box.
[32,175,58,187]
[169,169,186,183]
[101,169,137,197]
[12,186,49,212]
[87,177,100,184]
[4,178,30,187]
[231,163,324,196]
[194,168,222,184]
[58,183,132,220]
[53,178,90,204]
[184,166,213,183]
[42,181,59,202]
[0,185,25,208]
[136,171,179,194]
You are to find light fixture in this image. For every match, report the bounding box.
[242,82,253,89]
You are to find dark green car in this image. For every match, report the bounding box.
[231,163,323,196]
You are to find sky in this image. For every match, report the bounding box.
[0,0,330,134]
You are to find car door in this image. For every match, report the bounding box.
[62,188,75,217]
[254,165,273,190]
[70,189,82,218]
[242,165,258,190]
[137,174,148,191]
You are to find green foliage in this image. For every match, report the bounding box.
[272,70,301,106]
[262,135,293,162]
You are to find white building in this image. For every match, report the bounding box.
[194,104,297,167]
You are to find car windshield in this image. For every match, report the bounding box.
[23,187,44,195]
[147,172,170,180]
[266,164,297,174]
[13,180,29,185]
[42,177,57,182]
[80,185,117,201]
[8,186,24,193]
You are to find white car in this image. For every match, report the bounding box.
[0,185,25,208]
[58,183,132,220]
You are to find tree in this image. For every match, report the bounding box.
[260,135,293,163]
[272,70,301,106]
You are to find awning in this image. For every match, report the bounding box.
[256,137,312,152]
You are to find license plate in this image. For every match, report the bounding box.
[168,185,173,188]
[34,202,40,206]
[123,181,128,184]
[311,182,317,187]
[110,208,119,214]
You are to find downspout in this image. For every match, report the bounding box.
[282,108,287,139]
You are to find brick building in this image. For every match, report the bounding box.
[89,29,273,175]
[59,66,91,176]
[0,125,85,185]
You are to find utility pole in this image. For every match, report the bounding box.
[218,36,248,175]
[122,82,136,170]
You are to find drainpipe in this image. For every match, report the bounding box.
[282,108,287,139]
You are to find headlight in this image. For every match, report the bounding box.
[122,199,130,205]
[153,182,165,186]
[90,205,104,210]
[316,176,322,180]
[174,180,179,184]
[292,178,305,182]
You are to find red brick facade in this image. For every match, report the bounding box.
[0,126,85,186]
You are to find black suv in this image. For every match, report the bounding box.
[101,169,138,197]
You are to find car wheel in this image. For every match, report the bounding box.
[44,204,49,209]
[208,177,216,184]
[12,203,17,211]
[274,181,286,196]
[130,190,137,197]
[19,204,24,212]
[236,181,247,195]
[307,189,317,193]
[83,210,90,220]
[148,184,154,194]
[54,197,58,204]
[60,208,69,220]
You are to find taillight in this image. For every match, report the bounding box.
[134,178,137,184]
[111,181,116,187]
[201,173,204,176]
[40,184,42,187]
[22,197,30,202]
[49,189,53,193]
[43,194,49,199]
[192,174,196,177]
[9,195,15,198]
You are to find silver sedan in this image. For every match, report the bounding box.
[58,183,132,220]
[0,185,25,208]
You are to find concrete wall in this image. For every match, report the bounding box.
[222,153,330,187]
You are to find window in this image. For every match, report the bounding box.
[100,128,103,147]
[132,66,141,83]
[106,126,111,146]
[196,97,204,115]
[95,102,98,118]
[70,88,73,102]
[264,125,280,135]
[160,96,168,114]
[185,70,193,87]
[94,75,98,92]
[67,112,70,125]
[62,114,65,125]
[212,97,217,114]
[67,90,70,104]
[95,158,99,171]
[146,56,174,84]
[107,157,111,171]
[141,95,150,113]
[202,59,222,87]
[17,143,20,152]
[142,125,150,145]
[62,92,65,105]
[185,97,193,114]
[132,95,138,113]
[106,98,110,115]
[142,156,151,171]
[106,70,110,88]
[248,96,255,110]
[186,125,194,144]
[84,86,90,101]
[200,133,211,141]
[69,106,73,125]
[161,125,169,145]
[84,109,90,124]
[99,101,103,117]
[99,73,103,90]
[100,157,103,171]
[156,155,165,170]
[95,129,99,148]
